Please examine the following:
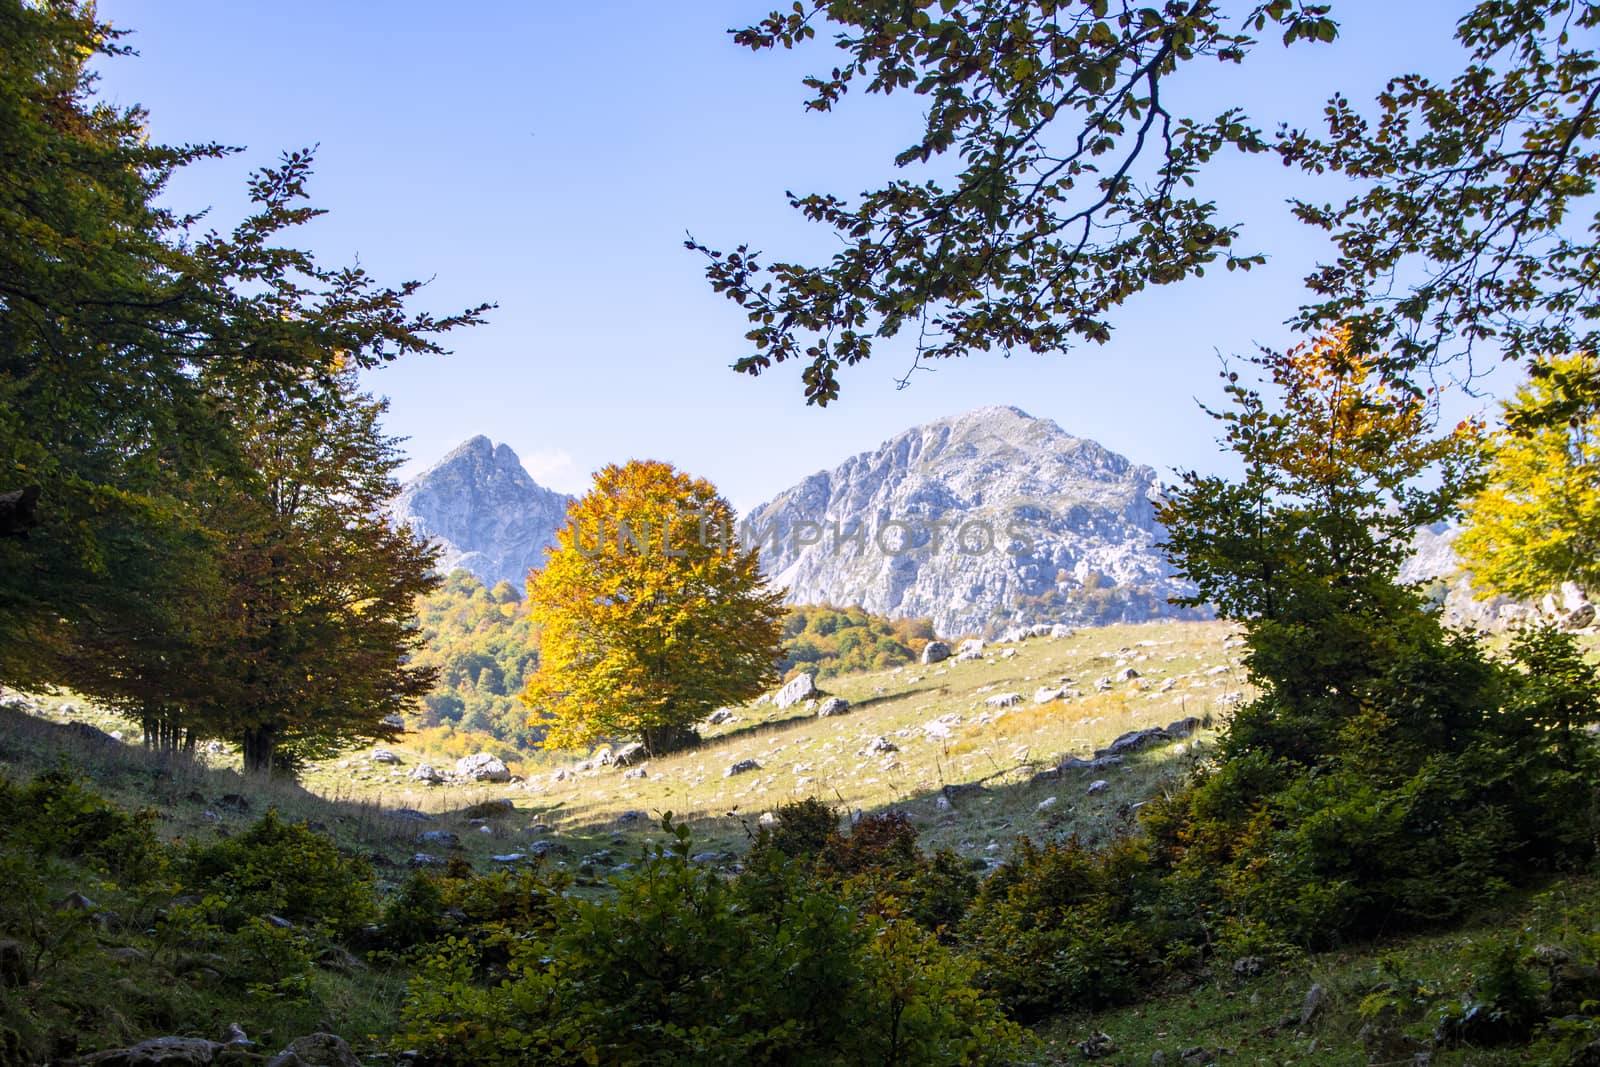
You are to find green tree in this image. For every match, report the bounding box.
[1459,352,1600,601]
[0,1,487,715]
[1157,329,1482,762]
[524,460,786,754]
[696,1,1600,409]
[191,367,442,774]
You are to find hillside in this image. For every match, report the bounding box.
[6,621,1600,1064]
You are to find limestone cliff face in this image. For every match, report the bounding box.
[742,406,1198,637]
[391,436,571,589]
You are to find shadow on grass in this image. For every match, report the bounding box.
[0,705,562,864]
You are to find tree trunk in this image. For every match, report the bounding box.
[641,723,698,757]
[241,725,278,775]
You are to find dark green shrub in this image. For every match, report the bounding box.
[960,835,1172,1020]
[818,811,979,935]
[176,810,376,939]
[749,796,839,862]
[0,769,165,883]
[396,817,1029,1065]
[379,871,446,951]
[1436,939,1544,1048]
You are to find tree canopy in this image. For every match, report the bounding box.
[696,1,1600,406]
[524,460,786,754]
[1157,329,1482,761]
[0,1,486,770]
[1459,352,1600,601]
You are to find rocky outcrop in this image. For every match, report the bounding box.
[391,436,572,589]
[455,752,511,783]
[742,406,1200,637]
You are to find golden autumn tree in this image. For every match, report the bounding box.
[1459,353,1600,601]
[523,460,785,754]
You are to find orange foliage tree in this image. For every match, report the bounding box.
[523,460,785,755]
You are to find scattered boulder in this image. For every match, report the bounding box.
[725,758,762,777]
[266,1032,360,1067]
[1567,602,1597,630]
[816,697,851,718]
[1165,716,1202,738]
[941,782,987,803]
[1301,982,1328,1026]
[456,752,511,783]
[920,640,951,665]
[1232,956,1264,978]
[1049,624,1075,639]
[615,810,646,824]
[1115,667,1141,682]
[82,1038,228,1066]
[706,708,734,726]
[861,737,898,756]
[370,749,402,765]
[621,767,648,780]
[409,764,444,785]
[983,692,1023,709]
[1086,779,1110,795]
[612,742,648,767]
[1101,727,1170,757]
[1078,1031,1117,1059]
[1033,687,1062,704]
[1036,796,1058,812]
[1057,754,1125,773]
[490,853,526,864]
[417,830,459,848]
[389,807,433,822]
[955,638,986,660]
[774,673,817,709]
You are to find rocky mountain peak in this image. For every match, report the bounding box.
[392,437,573,590]
[744,406,1197,637]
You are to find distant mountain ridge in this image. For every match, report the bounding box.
[395,410,1200,636]
[743,406,1198,637]
[391,436,571,590]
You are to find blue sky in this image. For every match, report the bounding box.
[95,1,1502,512]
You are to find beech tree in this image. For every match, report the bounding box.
[0,1,486,756]
[524,461,786,755]
[190,368,441,774]
[1458,352,1600,601]
[698,1,1600,409]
